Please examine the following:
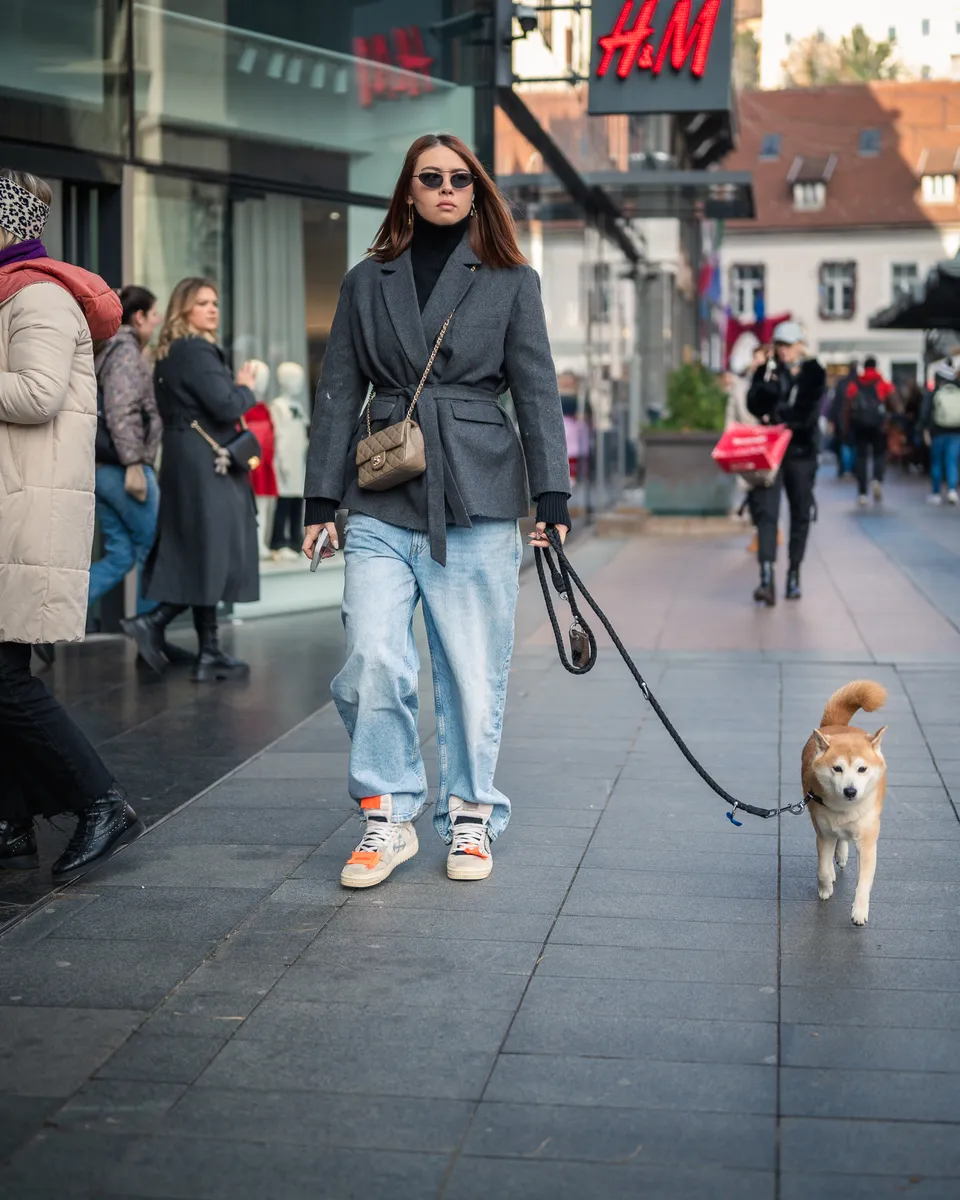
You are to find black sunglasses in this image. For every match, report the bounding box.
[415,170,475,190]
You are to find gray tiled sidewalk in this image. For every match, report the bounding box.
[2,651,958,1199]
[2,495,960,1198]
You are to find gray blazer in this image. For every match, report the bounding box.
[304,230,570,564]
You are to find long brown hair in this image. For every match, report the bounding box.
[370,133,526,269]
[156,276,218,360]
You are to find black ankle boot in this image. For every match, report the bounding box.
[51,786,145,880]
[786,567,802,600]
[0,820,39,870]
[753,562,776,606]
[190,607,250,683]
[121,603,187,675]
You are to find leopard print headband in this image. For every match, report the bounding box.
[0,177,50,242]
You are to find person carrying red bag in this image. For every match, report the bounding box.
[746,321,826,606]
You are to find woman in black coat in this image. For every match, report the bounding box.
[302,132,571,891]
[122,277,259,681]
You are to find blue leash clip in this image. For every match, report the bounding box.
[726,801,743,827]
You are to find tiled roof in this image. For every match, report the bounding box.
[725,81,960,231]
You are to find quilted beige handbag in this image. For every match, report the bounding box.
[356,272,473,492]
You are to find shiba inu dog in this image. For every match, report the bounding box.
[801,681,888,926]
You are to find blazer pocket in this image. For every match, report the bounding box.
[451,400,503,425]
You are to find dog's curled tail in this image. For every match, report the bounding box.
[821,680,888,728]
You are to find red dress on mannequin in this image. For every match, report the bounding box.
[245,403,277,496]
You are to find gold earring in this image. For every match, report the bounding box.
[407,201,414,227]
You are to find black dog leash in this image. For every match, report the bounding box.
[535,528,811,823]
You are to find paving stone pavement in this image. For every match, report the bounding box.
[1,474,959,1199]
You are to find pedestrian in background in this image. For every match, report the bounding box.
[122,277,259,680]
[89,287,175,632]
[844,355,896,507]
[922,355,960,506]
[302,132,570,889]
[0,167,144,878]
[747,321,826,605]
[828,360,858,479]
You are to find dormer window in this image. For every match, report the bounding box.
[859,128,881,156]
[793,181,826,210]
[922,173,957,203]
[787,154,836,213]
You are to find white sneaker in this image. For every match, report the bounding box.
[872,480,883,504]
[928,493,944,506]
[446,796,493,881]
[948,490,959,506]
[340,795,418,888]
[857,494,869,508]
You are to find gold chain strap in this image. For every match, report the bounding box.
[366,266,476,439]
[190,420,224,454]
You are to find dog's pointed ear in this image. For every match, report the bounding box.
[870,726,887,750]
[813,729,831,753]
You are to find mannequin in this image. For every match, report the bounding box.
[243,359,278,561]
[270,361,310,555]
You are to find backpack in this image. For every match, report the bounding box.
[933,381,960,429]
[849,380,885,432]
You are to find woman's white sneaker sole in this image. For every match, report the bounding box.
[447,855,493,881]
[340,826,419,888]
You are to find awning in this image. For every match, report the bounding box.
[499,168,755,221]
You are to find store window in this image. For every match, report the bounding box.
[819,262,856,320]
[130,170,364,397]
[730,264,765,320]
[0,0,127,155]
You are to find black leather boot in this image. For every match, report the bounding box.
[121,603,187,675]
[786,566,802,600]
[190,607,250,683]
[753,562,776,607]
[51,786,145,880]
[0,820,39,870]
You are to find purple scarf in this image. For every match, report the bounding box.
[0,239,48,270]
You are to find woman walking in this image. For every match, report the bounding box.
[747,321,826,605]
[89,286,166,616]
[302,132,570,888]
[0,168,144,878]
[122,278,259,680]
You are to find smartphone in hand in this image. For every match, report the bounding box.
[310,528,331,573]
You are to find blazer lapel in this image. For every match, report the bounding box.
[420,233,482,350]
[381,250,428,378]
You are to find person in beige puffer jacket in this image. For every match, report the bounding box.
[0,168,146,880]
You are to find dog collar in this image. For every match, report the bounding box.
[805,791,824,806]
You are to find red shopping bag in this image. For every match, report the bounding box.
[712,423,792,475]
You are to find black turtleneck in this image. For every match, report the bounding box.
[411,211,470,311]
[304,212,572,533]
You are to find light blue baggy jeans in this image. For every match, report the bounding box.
[332,513,522,843]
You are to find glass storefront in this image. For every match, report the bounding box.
[0,0,128,156]
[0,1,492,623]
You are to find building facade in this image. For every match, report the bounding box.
[758,0,960,88]
[721,82,960,386]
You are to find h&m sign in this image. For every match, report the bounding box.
[588,0,733,116]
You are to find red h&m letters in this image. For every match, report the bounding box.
[596,0,722,80]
